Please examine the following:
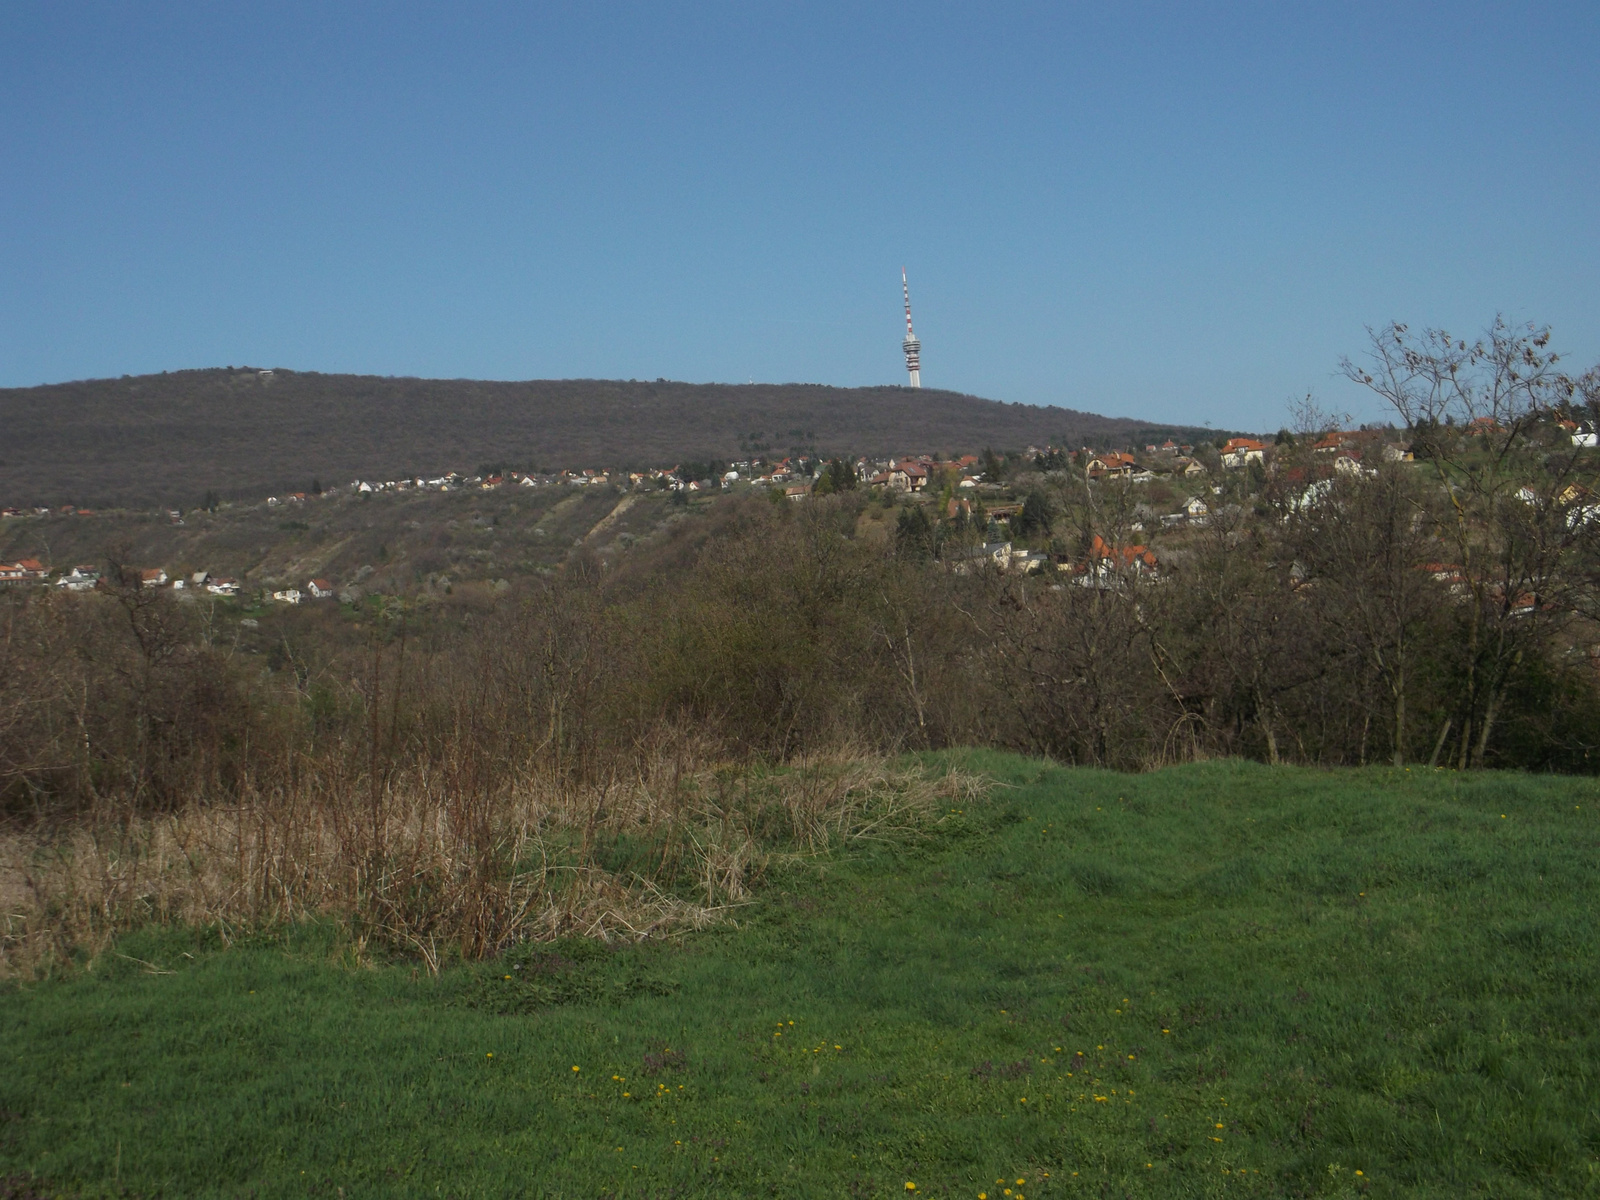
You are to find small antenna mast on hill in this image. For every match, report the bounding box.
[901,268,922,388]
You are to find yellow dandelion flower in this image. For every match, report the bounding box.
[571,1066,580,1072]
[905,1182,916,1192]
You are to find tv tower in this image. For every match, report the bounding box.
[901,268,922,388]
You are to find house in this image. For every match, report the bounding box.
[1160,440,1178,452]
[1183,495,1209,519]
[1181,458,1208,478]
[1086,451,1138,477]
[870,468,912,491]
[1220,438,1268,469]
[1333,451,1370,477]
[949,542,1013,574]
[1312,433,1347,454]
[271,588,302,605]
[1574,425,1599,448]
[140,568,168,588]
[1082,535,1157,581]
[206,577,241,596]
[897,461,930,491]
[307,578,335,599]
[784,485,810,502]
[58,566,100,591]
[0,559,45,584]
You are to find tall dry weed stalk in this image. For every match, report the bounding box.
[0,736,985,978]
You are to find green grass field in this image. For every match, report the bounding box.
[4,754,1599,1198]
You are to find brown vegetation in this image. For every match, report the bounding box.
[5,320,1600,977]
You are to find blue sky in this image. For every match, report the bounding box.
[2,3,1595,430]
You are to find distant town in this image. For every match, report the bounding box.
[14,418,1586,604]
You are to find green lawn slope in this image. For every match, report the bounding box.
[3,755,1598,1198]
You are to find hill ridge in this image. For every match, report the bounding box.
[0,368,1225,508]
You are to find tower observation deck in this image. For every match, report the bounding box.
[901,268,921,388]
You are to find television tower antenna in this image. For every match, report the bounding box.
[901,268,922,388]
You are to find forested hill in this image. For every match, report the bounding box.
[0,368,1219,509]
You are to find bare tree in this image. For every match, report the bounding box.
[1341,319,1589,765]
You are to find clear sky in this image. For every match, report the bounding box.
[2,3,1595,430]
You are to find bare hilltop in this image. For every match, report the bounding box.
[0,368,1217,509]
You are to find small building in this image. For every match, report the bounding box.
[307,579,335,599]
[948,542,1013,575]
[58,566,100,591]
[1086,451,1138,478]
[1220,438,1268,469]
[0,559,46,584]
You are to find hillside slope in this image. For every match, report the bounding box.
[0,369,1220,508]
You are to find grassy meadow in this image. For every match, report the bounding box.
[3,754,1598,1198]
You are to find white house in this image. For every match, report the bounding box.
[58,566,100,591]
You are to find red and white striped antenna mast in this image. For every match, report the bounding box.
[900,268,922,388]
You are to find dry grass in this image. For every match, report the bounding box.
[0,747,987,978]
